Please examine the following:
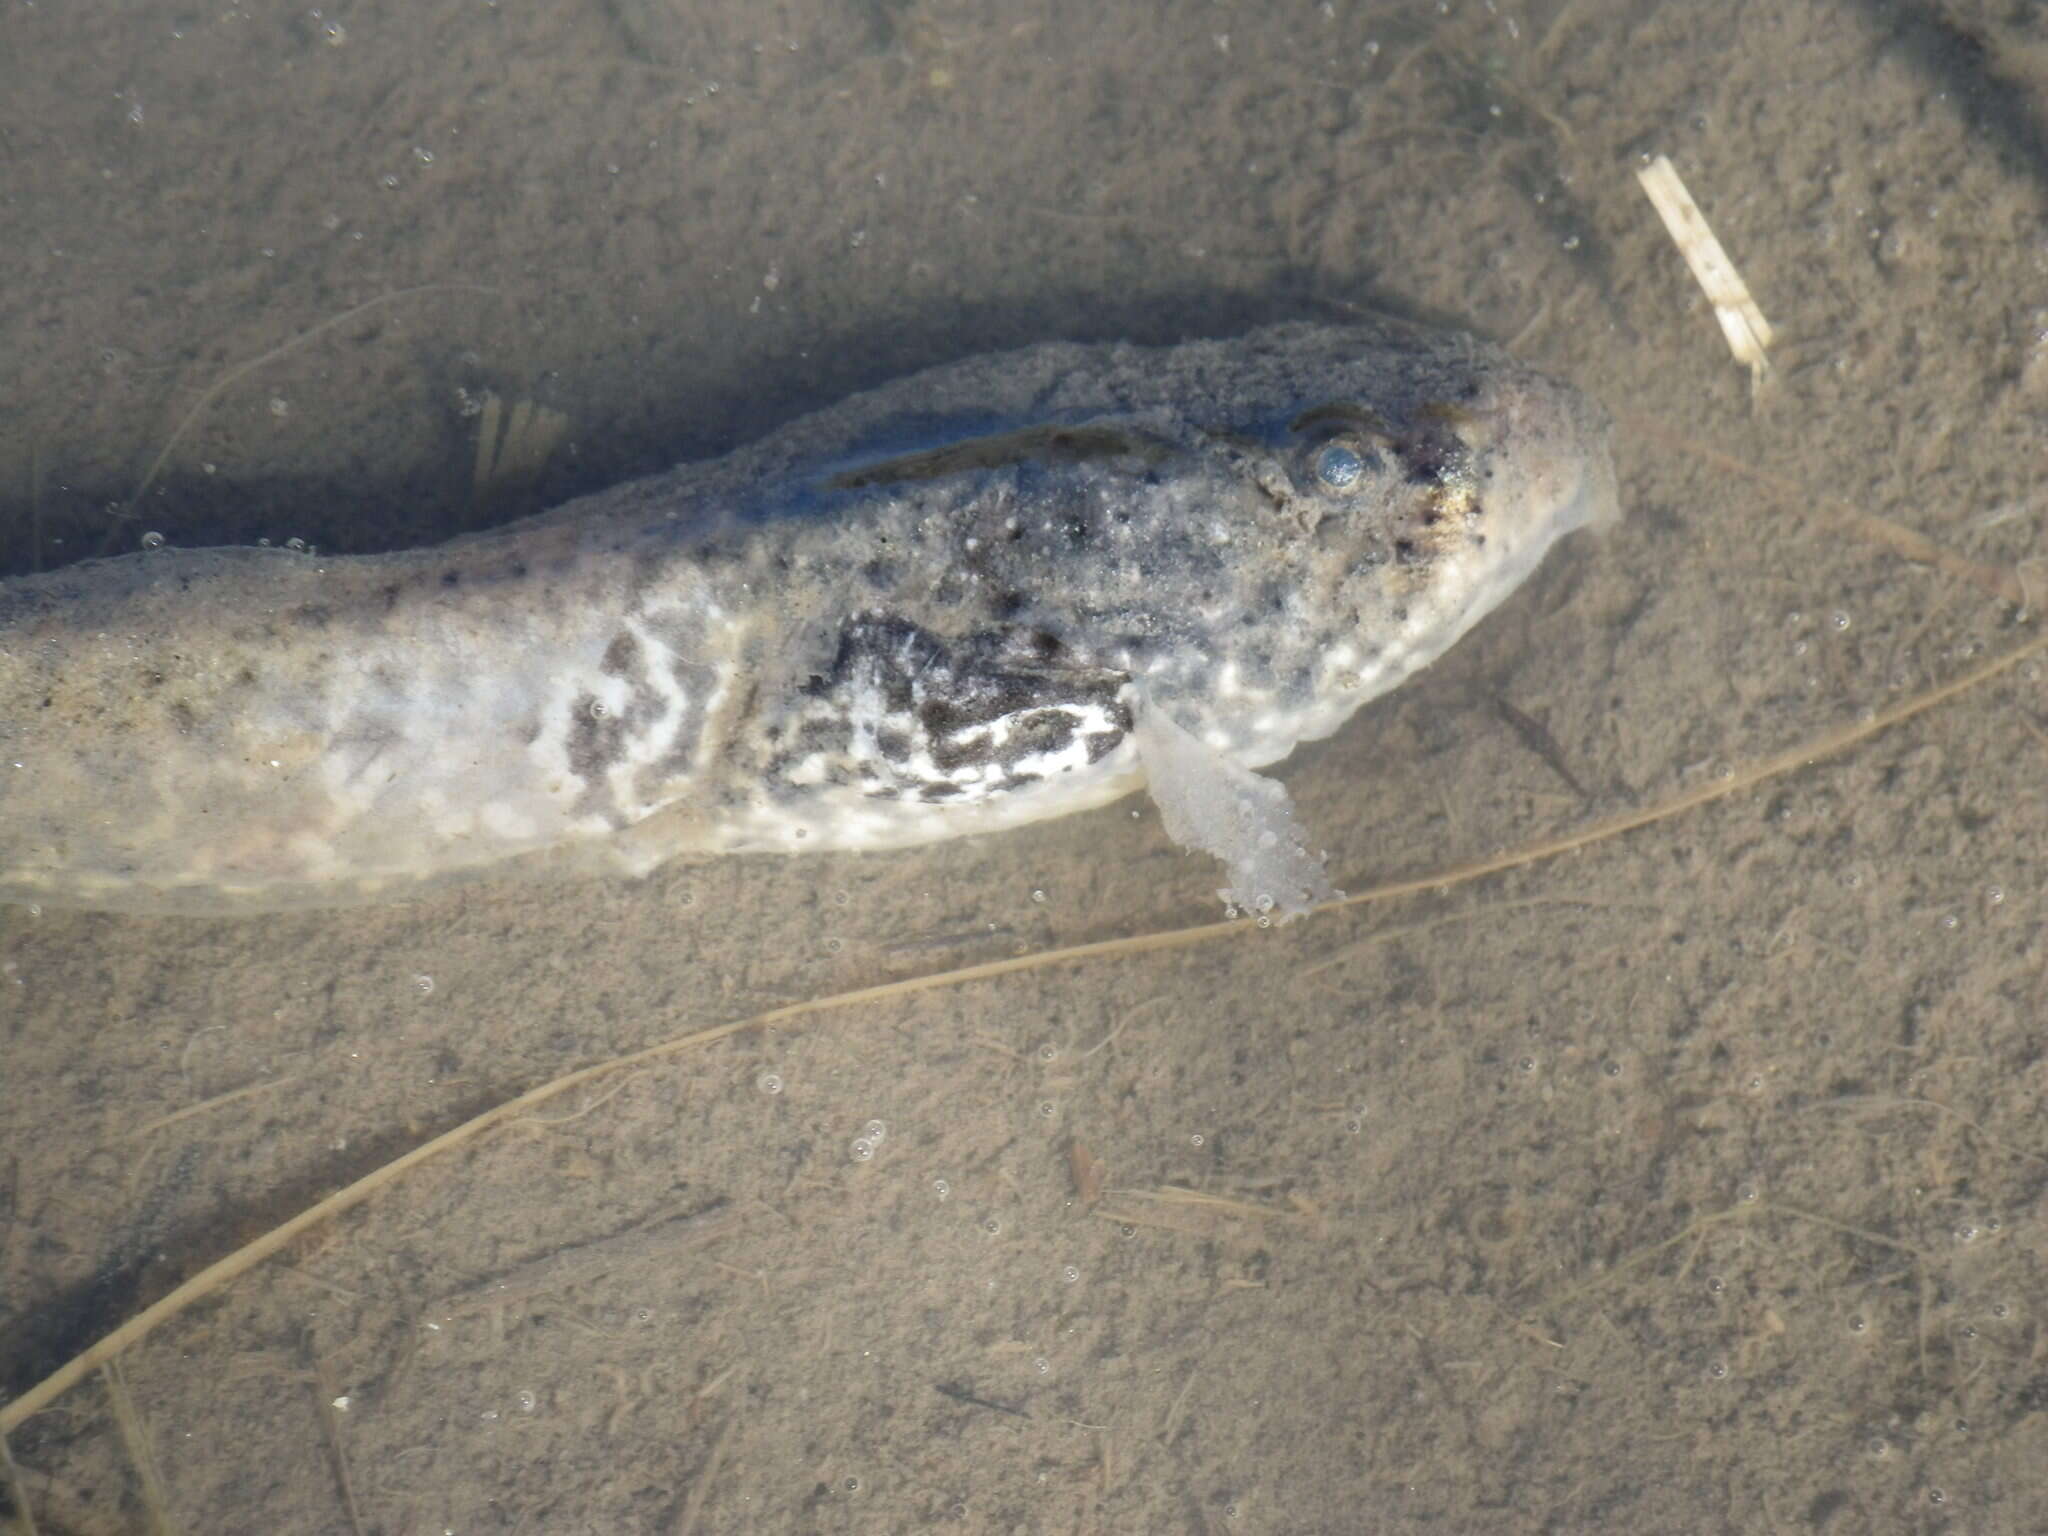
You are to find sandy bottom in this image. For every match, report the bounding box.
[6,0,2048,1531]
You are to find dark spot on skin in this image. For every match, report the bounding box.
[564,692,631,824]
[1010,708,1081,757]
[1392,414,1471,486]
[601,630,641,677]
[787,717,843,759]
[1009,629,1063,663]
[1394,539,1421,564]
[639,657,719,789]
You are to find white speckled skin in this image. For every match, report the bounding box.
[0,321,1615,913]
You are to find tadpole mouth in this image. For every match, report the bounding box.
[1486,370,1621,549]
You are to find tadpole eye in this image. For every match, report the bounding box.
[1314,441,1368,491]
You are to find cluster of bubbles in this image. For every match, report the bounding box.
[849,1118,887,1162]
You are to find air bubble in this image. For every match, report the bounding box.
[1033,1356,1050,1375]
[140,530,165,550]
[1062,1264,1080,1283]
[1037,1043,1058,1063]
[1831,611,1851,631]
[1189,1132,1205,1148]
[1037,1100,1056,1119]
[515,1388,537,1413]
[412,145,434,164]
[983,1217,1001,1235]
[1849,1315,1867,1334]
[932,1178,950,1199]
[1031,888,1047,904]
[823,936,843,953]
[268,396,291,418]
[1940,913,1960,931]
[1986,886,2005,907]
[861,1120,886,1142]
[412,974,434,995]
[755,1070,783,1095]
[850,1137,875,1162]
